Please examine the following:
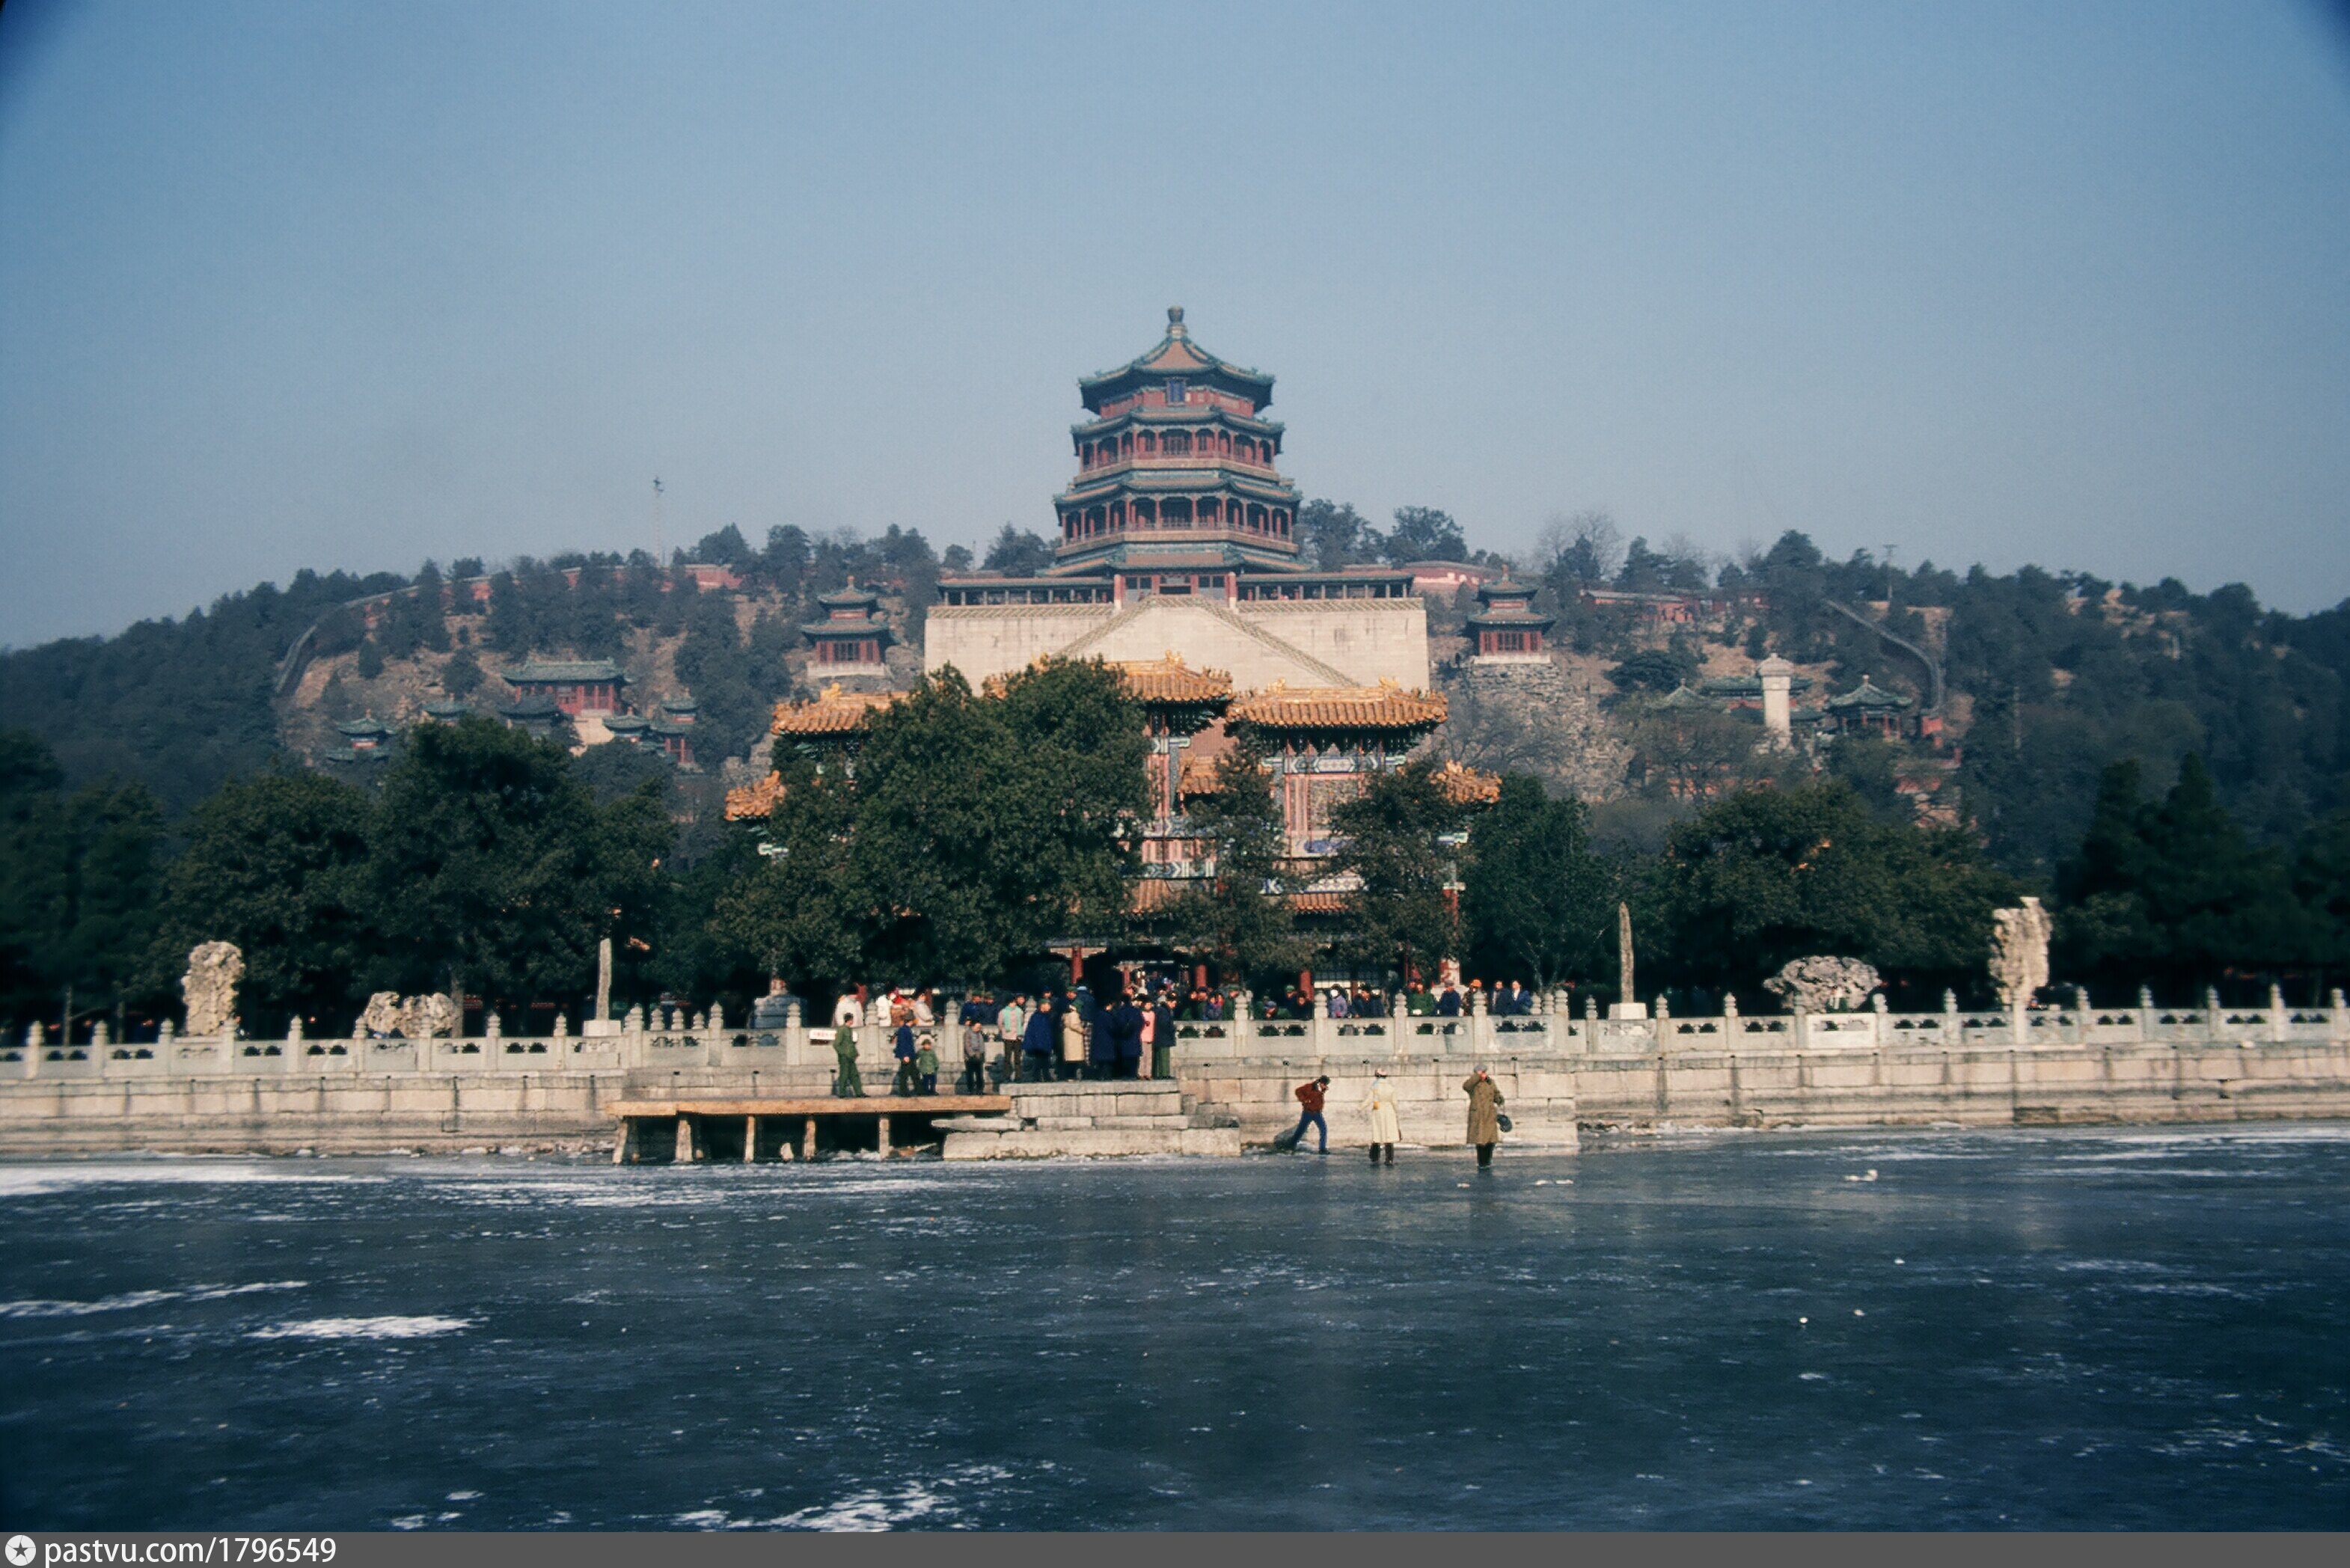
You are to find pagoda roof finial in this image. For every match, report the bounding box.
[1166,305,1187,340]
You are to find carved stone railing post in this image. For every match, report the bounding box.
[284,1015,303,1074]
[1722,993,1739,1052]
[1870,990,1888,1047]
[2268,983,2289,1044]
[1651,991,1671,1053]
[2333,989,2349,1046]
[22,1023,42,1079]
[1793,1005,1810,1050]
[2206,986,2227,1045]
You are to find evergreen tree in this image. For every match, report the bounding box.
[980,524,1055,576]
[1160,738,1311,982]
[1329,759,1469,981]
[1296,500,1383,569]
[2057,755,2307,992]
[1652,779,2016,999]
[440,648,484,699]
[1382,506,1466,563]
[366,719,670,1011]
[1461,776,1615,990]
[150,771,374,1032]
[709,661,1147,989]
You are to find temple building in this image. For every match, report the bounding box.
[801,582,894,682]
[1823,676,1914,738]
[501,658,628,717]
[1226,681,1452,860]
[324,714,395,766]
[600,700,700,769]
[722,685,908,823]
[1113,656,1236,880]
[1463,573,1554,665]
[925,309,1429,691]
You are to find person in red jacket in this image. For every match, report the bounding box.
[1290,1075,1331,1154]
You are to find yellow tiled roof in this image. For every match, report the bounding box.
[1110,654,1234,706]
[723,772,783,821]
[1227,678,1448,732]
[1433,759,1502,806]
[768,685,905,736]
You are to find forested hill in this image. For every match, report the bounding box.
[0,569,412,815]
[1,510,2346,883]
[1288,503,2350,878]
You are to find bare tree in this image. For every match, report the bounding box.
[1534,509,1623,585]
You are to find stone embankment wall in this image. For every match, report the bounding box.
[3,999,2347,1155]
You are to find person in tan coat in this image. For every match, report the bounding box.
[1362,1069,1402,1164]
[1463,1067,1505,1168]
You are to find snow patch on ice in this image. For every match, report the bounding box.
[253,1315,472,1341]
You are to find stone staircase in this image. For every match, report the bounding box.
[939,1078,1242,1160]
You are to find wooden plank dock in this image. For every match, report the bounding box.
[609,1095,1015,1163]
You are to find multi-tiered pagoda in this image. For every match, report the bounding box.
[1054,305,1304,587]
[927,309,1429,692]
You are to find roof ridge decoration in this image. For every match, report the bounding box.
[1078,307,1276,399]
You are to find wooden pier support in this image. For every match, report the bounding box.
[608,1096,1012,1165]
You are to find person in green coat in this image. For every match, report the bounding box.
[831,1026,864,1097]
[1463,1067,1505,1168]
[914,1035,940,1094]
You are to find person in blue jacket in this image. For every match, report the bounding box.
[1086,990,1117,1079]
[1021,999,1058,1082]
[891,1018,919,1097]
[1109,990,1145,1079]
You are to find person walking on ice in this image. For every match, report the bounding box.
[1287,1075,1331,1154]
[1463,1066,1505,1168]
[1362,1068,1401,1165]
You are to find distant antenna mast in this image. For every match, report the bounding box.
[652,477,665,567]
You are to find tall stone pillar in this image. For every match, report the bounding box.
[1757,655,1795,745]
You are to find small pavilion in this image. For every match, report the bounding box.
[1464,575,1555,664]
[801,582,893,679]
[1824,676,1913,738]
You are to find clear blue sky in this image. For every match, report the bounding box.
[4,1,2348,644]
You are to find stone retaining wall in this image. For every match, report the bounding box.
[4,999,2349,1155]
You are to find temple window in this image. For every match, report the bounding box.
[1166,379,1186,404]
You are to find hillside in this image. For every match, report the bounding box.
[3,515,2346,883]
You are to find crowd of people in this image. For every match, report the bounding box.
[822,980,1194,1097]
[1249,977,1548,1020]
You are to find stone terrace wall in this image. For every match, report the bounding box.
[4,999,2348,1155]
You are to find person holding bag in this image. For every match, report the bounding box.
[1463,1067,1505,1169]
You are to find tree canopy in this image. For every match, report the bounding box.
[712,660,1149,989]
[1647,779,2018,1000]
[1460,775,1616,991]
[1330,759,1469,981]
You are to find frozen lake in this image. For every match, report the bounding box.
[4,1125,2348,1529]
